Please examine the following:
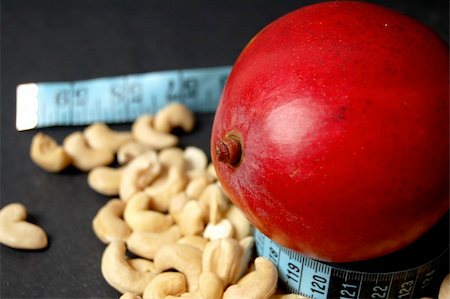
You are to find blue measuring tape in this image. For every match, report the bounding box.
[16,66,448,298]
[16,65,232,131]
[255,228,448,299]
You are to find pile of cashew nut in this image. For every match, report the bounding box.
[2,101,447,299]
[23,102,305,298]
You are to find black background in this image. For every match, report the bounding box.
[1,1,449,298]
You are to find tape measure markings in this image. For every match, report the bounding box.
[255,229,447,299]
[16,65,232,131]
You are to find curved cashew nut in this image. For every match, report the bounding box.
[225,205,252,240]
[203,219,234,241]
[153,102,195,133]
[439,273,450,299]
[92,199,131,244]
[0,203,47,250]
[199,183,229,224]
[153,243,202,292]
[158,147,186,169]
[132,114,178,150]
[88,166,123,196]
[144,166,188,212]
[184,146,208,179]
[223,257,278,299]
[63,131,114,171]
[143,272,187,299]
[177,235,209,252]
[172,272,224,299]
[118,142,153,165]
[84,122,133,152]
[30,132,72,172]
[119,151,162,201]
[202,237,241,286]
[101,240,156,294]
[127,225,182,260]
[124,192,173,232]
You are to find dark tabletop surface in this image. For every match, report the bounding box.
[1,1,449,298]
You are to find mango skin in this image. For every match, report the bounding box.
[211,1,449,262]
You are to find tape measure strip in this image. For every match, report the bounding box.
[255,229,446,299]
[16,65,232,131]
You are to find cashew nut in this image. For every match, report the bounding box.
[0,203,48,250]
[30,132,72,172]
[92,199,131,244]
[177,235,209,252]
[236,236,256,282]
[119,151,162,201]
[223,257,278,299]
[225,205,252,240]
[203,219,234,241]
[101,240,156,294]
[169,192,191,217]
[199,183,229,224]
[153,102,195,133]
[158,147,186,169]
[185,175,211,199]
[169,193,205,236]
[206,163,217,181]
[202,237,242,286]
[63,131,114,171]
[184,146,208,179]
[124,192,173,232]
[132,114,178,150]
[143,272,187,299]
[153,243,202,292]
[84,122,133,152]
[439,273,450,299]
[118,142,153,165]
[127,225,182,260]
[88,166,123,196]
[174,200,205,236]
[174,272,224,299]
[144,166,188,212]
